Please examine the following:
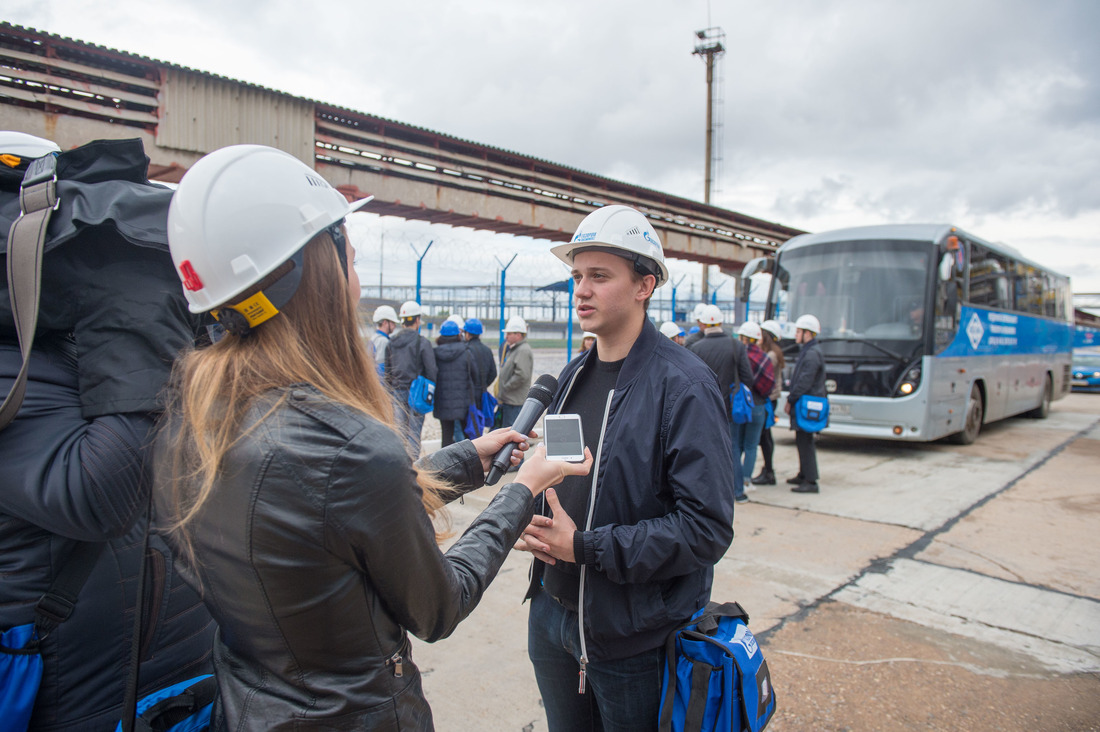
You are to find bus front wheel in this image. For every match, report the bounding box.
[951,385,983,445]
[1027,374,1052,419]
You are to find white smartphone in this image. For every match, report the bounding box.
[542,414,586,462]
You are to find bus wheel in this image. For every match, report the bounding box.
[1027,374,1052,419]
[951,385,983,445]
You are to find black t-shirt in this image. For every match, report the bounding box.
[541,354,623,607]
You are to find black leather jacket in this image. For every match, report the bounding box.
[154,385,536,731]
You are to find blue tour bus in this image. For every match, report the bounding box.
[741,224,1074,443]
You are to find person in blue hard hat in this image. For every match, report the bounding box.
[434,320,477,447]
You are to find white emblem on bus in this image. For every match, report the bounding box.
[966,312,984,350]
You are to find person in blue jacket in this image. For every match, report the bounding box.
[516,205,736,732]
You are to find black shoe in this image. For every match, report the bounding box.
[790,482,819,494]
[752,470,776,485]
[785,475,804,485]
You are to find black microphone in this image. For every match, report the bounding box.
[486,374,559,484]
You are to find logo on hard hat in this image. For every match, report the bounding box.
[573,231,597,243]
[642,231,659,249]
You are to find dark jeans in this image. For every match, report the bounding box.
[727,419,746,500]
[795,429,818,483]
[528,589,662,732]
[499,402,523,429]
[441,419,463,447]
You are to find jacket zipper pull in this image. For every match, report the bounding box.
[578,657,587,694]
[388,650,403,678]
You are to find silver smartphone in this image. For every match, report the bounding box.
[543,414,586,462]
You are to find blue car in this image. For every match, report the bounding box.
[1071,351,1100,393]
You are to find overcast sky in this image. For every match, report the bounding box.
[7,0,1099,297]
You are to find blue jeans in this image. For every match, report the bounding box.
[728,419,746,500]
[499,402,523,429]
[528,589,662,732]
[741,402,767,485]
[394,396,426,458]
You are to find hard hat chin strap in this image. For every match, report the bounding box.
[212,248,305,337]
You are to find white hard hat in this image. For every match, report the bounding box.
[168,144,373,314]
[698,304,723,326]
[504,316,528,334]
[399,301,423,319]
[373,305,398,324]
[551,205,669,287]
[0,131,61,160]
[737,321,762,340]
[691,302,708,320]
[760,319,783,340]
[582,331,597,339]
[795,314,821,334]
[446,314,465,329]
[659,321,684,339]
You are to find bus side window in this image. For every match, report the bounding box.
[969,243,1010,310]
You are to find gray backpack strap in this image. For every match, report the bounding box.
[0,153,58,432]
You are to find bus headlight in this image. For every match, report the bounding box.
[895,365,921,397]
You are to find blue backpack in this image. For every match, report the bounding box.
[407,375,436,415]
[794,395,829,433]
[659,602,776,732]
[730,383,754,425]
[116,675,215,732]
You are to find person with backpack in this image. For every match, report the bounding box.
[735,322,776,496]
[752,319,786,486]
[786,314,827,493]
[385,300,438,457]
[433,320,476,448]
[153,144,593,731]
[689,304,752,503]
[0,133,214,730]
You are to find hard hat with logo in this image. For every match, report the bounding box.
[439,321,460,337]
[464,317,484,335]
[399,301,423,319]
[504,316,528,334]
[698,304,723,326]
[659,321,684,339]
[0,131,61,165]
[737,321,762,341]
[373,305,399,324]
[550,205,669,287]
[168,144,373,329]
[795,314,821,334]
[760,319,783,340]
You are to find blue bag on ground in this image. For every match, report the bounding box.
[115,674,216,732]
[407,375,436,415]
[794,395,829,433]
[0,623,43,731]
[730,383,754,424]
[658,601,776,732]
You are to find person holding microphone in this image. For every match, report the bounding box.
[154,144,591,731]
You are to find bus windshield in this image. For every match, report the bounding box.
[772,239,931,349]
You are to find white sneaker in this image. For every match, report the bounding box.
[744,481,757,493]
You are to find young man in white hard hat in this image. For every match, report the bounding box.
[735,321,776,496]
[384,301,438,456]
[496,316,534,434]
[369,304,399,372]
[689,304,753,502]
[683,302,708,348]
[517,205,735,731]
[786,314,826,493]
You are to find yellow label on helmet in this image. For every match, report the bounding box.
[228,291,280,327]
[0,154,22,169]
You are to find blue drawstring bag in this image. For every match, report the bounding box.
[794,396,829,433]
[116,674,215,732]
[407,375,436,415]
[0,624,43,731]
[764,399,776,429]
[730,383,754,425]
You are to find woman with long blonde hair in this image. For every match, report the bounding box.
[154,145,591,731]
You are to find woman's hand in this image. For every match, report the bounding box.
[515,445,593,498]
[471,427,534,473]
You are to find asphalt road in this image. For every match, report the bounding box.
[413,353,1100,731]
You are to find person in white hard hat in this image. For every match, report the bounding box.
[385,300,438,456]
[683,302,708,347]
[786,313,826,493]
[659,321,685,345]
[579,331,597,353]
[518,205,735,731]
[496,316,533,434]
[689,303,753,502]
[753,320,787,486]
[369,304,399,372]
[156,144,591,731]
[735,322,776,496]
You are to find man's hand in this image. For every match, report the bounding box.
[471,427,533,473]
[784,401,791,415]
[517,488,579,564]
